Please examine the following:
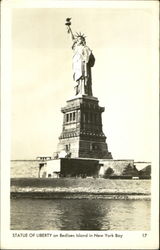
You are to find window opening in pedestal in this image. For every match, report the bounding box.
[73,112,75,121]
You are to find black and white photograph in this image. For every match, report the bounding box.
[1,0,159,249]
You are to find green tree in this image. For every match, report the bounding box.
[122,164,138,177]
[104,167,114,178]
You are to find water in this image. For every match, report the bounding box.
[11,198,150,230]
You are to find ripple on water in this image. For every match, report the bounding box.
[11,198,150,230]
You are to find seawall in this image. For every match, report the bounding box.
[11,178,151,200]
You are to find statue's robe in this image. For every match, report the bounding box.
[72,45,95,96]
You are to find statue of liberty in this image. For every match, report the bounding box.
[65,18,95,96]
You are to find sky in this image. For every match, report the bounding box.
[10,2,158,161]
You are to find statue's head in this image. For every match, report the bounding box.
[75,32,86,46]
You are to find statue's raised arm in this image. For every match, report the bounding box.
[65,18,75,40]
[65,18,95,96]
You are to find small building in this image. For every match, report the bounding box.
[39,159,60,178]
[60,158,100,178]
[38,157,146,179]
[39,158,100,178]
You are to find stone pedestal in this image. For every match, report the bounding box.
[57,95,112,159]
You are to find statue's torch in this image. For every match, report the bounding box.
[65,18,75,40]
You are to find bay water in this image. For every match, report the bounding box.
[11,198,150,230]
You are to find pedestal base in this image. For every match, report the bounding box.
[57,95,112,159]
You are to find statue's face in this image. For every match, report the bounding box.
[76,36,85,45]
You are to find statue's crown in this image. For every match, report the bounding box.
[75,32,86,40]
